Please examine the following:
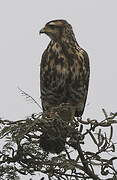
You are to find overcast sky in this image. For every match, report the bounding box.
[0,0,117,179]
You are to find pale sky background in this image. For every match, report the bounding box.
[0,0,117,179]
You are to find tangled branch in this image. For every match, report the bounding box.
[0,106,117,180]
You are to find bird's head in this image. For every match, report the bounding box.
[40,19,74,42]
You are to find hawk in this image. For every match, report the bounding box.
[39,20,90,153]
[40,19,90,117]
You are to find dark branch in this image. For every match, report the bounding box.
[0,107,117,180]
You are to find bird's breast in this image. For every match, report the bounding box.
[48,42,69,75]
[47,42,84,80]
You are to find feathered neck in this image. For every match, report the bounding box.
[60,27,80,50]
[49,27,80,57]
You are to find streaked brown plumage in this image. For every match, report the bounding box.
[40,19,90,117]
[39,20,90,153]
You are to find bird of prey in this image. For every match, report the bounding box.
[40,19,90,117]
[39,19,90,153]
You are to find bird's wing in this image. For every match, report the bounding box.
[73,48,90,117]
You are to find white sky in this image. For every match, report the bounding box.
[0,0,117,179]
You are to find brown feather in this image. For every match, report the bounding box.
[40,20,90,117]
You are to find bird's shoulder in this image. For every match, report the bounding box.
[75,46,89,66]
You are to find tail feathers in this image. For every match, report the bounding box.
[40,132,66,154]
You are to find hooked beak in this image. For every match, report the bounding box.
[39,27,46,34]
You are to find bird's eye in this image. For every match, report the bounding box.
[48,25,57,29]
